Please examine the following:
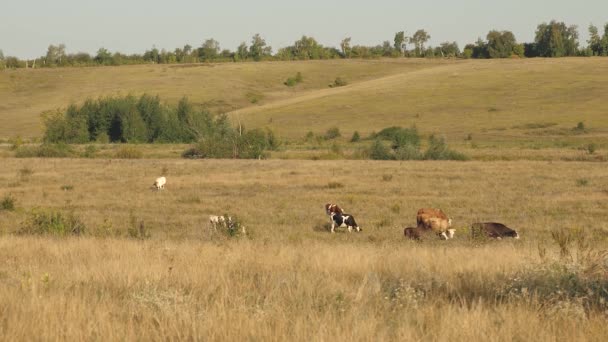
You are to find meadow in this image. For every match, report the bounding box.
[0,158,607,340]
[1,57,607,340]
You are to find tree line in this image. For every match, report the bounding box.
[2,21,608,69]
[42,94,278,159]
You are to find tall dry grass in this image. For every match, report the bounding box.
[0,237,606,341]
[0,158,607,340]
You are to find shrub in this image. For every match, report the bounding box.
[1,194,16,211]
[576,178,589,187]
[19,209,86,236]
[586,143,596,155]
[127,212,150,239]
[284,72,303,87]
[185,126,275,159]
[15,143,75,158]
[329,77,347,88]
[327,182,344,189]
[114,146,143,159]
[324,127,341,140]
[423,135,468,160]
[369,139,393,160]
[350,131,361,142]
[574,121,586,132]
[82,144,98,158]
[395,144,422,160]
[373,126,404,140]
[304,131,314,142]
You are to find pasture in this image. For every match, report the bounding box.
[0,158,607,340]
[1,57,607,340]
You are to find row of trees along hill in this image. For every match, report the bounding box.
[2,21,608,69]
[43,94,278,159]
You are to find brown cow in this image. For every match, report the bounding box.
[325,203,344,217]
[416,208,453,240]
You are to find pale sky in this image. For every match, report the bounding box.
[1,0,607,59]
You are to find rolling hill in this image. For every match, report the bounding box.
[1,58,607,150]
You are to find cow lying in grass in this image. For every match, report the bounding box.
[471,222,519,239]
[330,212,360,233]
[404,226,455,240]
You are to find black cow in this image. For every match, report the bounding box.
[330,212,360,233]
[471,222,519,239]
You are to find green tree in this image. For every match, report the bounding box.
[601,24,608,56]
[588,24,601,56]
[340,37,352,58]
[410,29,431,57]
[394,31,407,55]
[235,42,248,60]
[249,34,271,61]
[45,44,66,66]
[535,21,579,57]
[198,39,220,61]
[94,48,113,65]
[486,30,517,58]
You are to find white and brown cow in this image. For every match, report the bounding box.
[330,212,360,233]
[416,208,453,240]
[471,222,519,239]
[325,203,344,216]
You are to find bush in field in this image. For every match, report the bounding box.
[15,143,75,158]
[423,135,469,160]
[324,127,341,140]
[42,95,216,144]
[114,146,143,159]
[184,118,275,159]
[284,72,303,87]
[369,139,393,160]
[329,77,347,88]
[350,131,361,142]
[1,194,16,211]
[19,209,86,236]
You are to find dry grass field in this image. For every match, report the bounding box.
[0,158,607,340]
[1,57,607,340]
[233,58,608,149]
[0,59,445,139]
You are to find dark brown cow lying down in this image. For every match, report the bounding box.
[471,222,519,239]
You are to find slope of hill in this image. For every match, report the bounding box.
[233,58,608,147]
[0,59,447,138]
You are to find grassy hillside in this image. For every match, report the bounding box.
[0,59,446,139]
[233,58,608,148]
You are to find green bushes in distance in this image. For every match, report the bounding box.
[1,194,16,211]
[324,127,341,140]
[15,143,75,158]
[350,131,361,142]
[329,77,348,88]
[43,95,216,144]
[284,72,303,87]
[183,123,278,159]
[114,146,144,159]
[369,126,468,161]
[19,209,86,236]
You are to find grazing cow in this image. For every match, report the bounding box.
[153,176,166,190]
[209,215,247,234]
[325,203,344,216]
[330,212,360,233]
[404,226,427,240]
[209,215,232,229]
[471,222,519,239]
[416,208,453,240]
